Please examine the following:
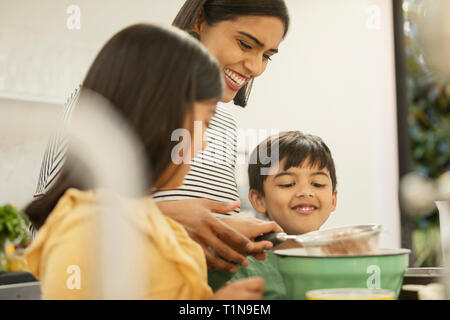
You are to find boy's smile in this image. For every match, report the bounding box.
[291,202,318,215]
[249,158,337,235]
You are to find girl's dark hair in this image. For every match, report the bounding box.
[248,131,337,196]
[26,23,223,229]
[173,0,290,107]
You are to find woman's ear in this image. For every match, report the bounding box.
[248,189,267,215]
[331,190,338,212]
[193,9,206,35]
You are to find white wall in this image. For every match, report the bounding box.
[0,0,186,103]
[0,0,186,208]
[232,0,401,248]
[0,0,401,248]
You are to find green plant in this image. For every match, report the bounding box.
[404,0,450,267]
[0,204,30,247]
[412,217,442,267]
[0,204,30,271]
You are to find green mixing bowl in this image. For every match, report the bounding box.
[274,248,410,300]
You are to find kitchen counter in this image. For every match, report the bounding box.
[0,271,40,299]
[0,271,37,285]
[0,268,445,300]
[399,267,444,300]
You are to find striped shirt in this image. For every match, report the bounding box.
[30,87,80,238]
[34,93,240,215]
[153,104,240,214]
[34,87,80,198]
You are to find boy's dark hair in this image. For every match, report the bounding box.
[25,23,223,229]
[172,0,290,107]
[248,131,337,195]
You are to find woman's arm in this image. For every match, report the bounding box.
[156,199,283,272]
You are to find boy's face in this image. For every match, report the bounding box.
[249,158,337,235]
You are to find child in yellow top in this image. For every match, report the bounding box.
[25,188,213,299]
[24,24,264,300]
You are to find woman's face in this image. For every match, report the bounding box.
[155,99,217,189]
[195,15,285,103]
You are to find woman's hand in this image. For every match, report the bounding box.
[220,212,283,260]
[211,277,265,300]
[156,198,257,273]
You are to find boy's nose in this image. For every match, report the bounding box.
[296,190,314,198]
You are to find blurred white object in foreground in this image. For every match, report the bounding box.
[418,0,450,82]
[400,171,450,218]
[400,172,438,218]
[1,89,149,299]
[400,171,450,298]
[402,283,446,300]
[436,200,450,299]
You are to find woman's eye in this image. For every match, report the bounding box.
[263,54,272,61]
[238,40,252,50]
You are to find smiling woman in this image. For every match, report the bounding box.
[153,0,290,275]
[32,0,290,276]
[172,0,289,107]
[193,15,285,102]
[23,23,269,300]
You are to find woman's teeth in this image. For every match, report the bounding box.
[224,68,246,87]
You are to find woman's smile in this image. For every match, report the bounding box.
[223,67,248,91]
[196,16,285,102]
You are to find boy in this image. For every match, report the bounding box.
[208,131,338,299]
[248,130,338,236]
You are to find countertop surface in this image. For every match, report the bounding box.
[0,271,37,286]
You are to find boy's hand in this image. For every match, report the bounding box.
[156,198,255,273]
[211,277,265,300]
[220,212,284,260]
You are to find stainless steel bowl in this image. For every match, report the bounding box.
[295,224,383,255]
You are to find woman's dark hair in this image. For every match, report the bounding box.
[248,131,337,196]
[173,0,290,107]
[26,23,223,229]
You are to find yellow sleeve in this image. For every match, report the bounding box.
[25,190,213,300]
[25,192,102,299]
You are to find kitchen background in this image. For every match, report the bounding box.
[2,0,442,266]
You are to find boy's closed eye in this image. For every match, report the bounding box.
[279,183,295,188]
[278,182,327,188]
[274,175,296,188]
[312,182,327,188]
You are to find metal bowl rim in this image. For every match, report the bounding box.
[274,247,411,258]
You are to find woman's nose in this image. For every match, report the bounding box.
[243,54,265,78]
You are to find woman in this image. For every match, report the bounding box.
[33,0,289,274]
[154,0,290,272]
[25,23,264,299]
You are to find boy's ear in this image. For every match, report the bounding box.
[248,189,267,215]
[331,190,338,212]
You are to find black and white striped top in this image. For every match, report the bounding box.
[153,104,240,214]
[34,87,81,198]
[34,91,240,215]
[30,87,80,238]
